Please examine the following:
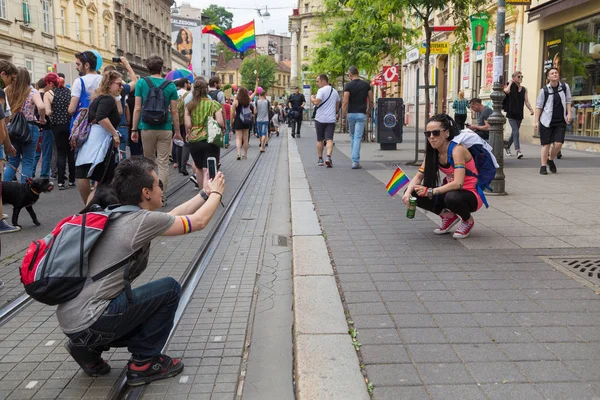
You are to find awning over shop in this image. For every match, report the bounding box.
[527,0,594,23]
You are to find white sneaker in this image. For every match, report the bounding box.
[505,148,512,156]
[516,150,523,159]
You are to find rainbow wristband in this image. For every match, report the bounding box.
[181,216,193,234]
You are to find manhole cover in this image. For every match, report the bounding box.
[273,235,289,247]
[383,161,407,167]
[541,256,600,291]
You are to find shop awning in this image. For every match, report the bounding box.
[527,0,594,23]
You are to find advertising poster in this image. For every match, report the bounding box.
[171,16,211,76]
[543,26,564,76]
[485,51,494,90]
[470,14,489,51]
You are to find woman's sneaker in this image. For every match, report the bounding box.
[0,220,20,234]
[434,213,459,234]
[453,219,475,239]
[58,183,67,190]
[126,355,184,386]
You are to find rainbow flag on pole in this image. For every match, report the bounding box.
[202,21,256,53]
[386,167,410,196]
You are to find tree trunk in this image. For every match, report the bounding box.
[423,23,432,123]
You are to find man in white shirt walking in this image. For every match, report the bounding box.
[311,74,340,167]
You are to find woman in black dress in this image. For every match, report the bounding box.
[230,87,254,160]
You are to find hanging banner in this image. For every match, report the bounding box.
[382,66,399,82]
[463,50,470,89]
[470,14,490,51]
[485,51,494,90]
[506,0,531,4]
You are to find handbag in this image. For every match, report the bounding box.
[207,116,224,148]
[7,112,32,144]
[312,87,334,119]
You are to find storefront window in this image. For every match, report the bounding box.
[543,14,600,139]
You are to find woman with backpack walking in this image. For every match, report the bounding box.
[74,70,123,203]
[230,87,254,160]
[3,67,46,183]
[184,78,225,191]
[402,114,485,239]
[43,74,74,189]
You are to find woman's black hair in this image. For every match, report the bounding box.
[79,184,120,214]
[423,114,460,188]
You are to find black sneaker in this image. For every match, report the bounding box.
[58,183,67,190]
[540,166,548,175]
[65,341,111,377]
[179,169,189,176]
[126,355,184,386]
[291,134,295,138]
[547,159,557,173]
[325,156,332,168]
[557,151,562,159]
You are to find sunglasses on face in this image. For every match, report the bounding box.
[424,130,444,138]
[517,75,523,78]
[157,180,164,191]
[113,82,123,87]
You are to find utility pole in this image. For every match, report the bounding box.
[488,0,507,195]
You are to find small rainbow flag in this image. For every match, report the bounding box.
[386,167,410,196]
[202,21,256,53]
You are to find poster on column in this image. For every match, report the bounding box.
[463,50,470,89]
[485,51,494,90]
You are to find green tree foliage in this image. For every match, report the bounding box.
[216,42,236,63]
[240,55,277,92]
[203,5,234,30]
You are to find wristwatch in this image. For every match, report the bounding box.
[199,189,209,201]
[426,188,434,199]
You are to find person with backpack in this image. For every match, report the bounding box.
[3,67,46,183]
[68,51,102,126]
[255,92,270,152]
[503,71,534,159]
[46,156,226,385]
[534,67,572,175]
[74,71,123,203]
[402,114,497,239]
[131,54,182,206]
[230,86,254,160]
[208,76,225,105]
[43,73,74,190]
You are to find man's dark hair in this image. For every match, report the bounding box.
[112,157,156,205]
[208,76,220,87]
[348,66,359,76]
[37,78,47,90]
[58,72,65,79]
[75,51,97,71]
[175,78,190,89]
[545,67,559,78]
[470,98,482,105]
[0,60,17,76]
[318,74,329,83]
[146,54,164,75]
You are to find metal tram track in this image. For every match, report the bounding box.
[107,149,263,400]
[0,145,238,328]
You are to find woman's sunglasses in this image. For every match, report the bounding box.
[157,180,164,191]
[424,130,445,138]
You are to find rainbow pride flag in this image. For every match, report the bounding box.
[202,21,256,53]
[386,167,410,196]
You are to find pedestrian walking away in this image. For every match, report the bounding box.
[208,76,226,105]
[3,67,46,184]
[35,78,53,179]
[503,71,534,159]
[342,66,373,169]
[255,92,270,152]
[287,86,306,138]
[466,98,492,141]
[0,59,19,234]
[534,67,572,175]
[175,78,192,176]
[184,78,225,192]
[451,90,470,130]
[43,73,75,190]
[231,86,253,160]
[402,114,486,239]
[74,71,123,204]
[131,54,182,207]
[311,74,340,167]
[59,156,225,386]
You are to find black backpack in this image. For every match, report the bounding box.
[141,77,171,126]
[542,82,567,109]
[208,89,222,103]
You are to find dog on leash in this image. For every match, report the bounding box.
[2,178,54,227]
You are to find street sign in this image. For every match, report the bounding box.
[506,0,531,4]
[382,66,399,82]
[432,26,457,32]
[419,42,450,55]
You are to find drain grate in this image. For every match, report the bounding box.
[542,256,600,291]
[273,234,289,247]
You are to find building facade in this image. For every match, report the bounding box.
[114,0,173,78]
[521,0,600,150]
[256,33,291,63]
[288,0,326,87]
[170,3,212,77]
[0,0,58,81]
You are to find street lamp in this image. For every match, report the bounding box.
[257,6,270,20]
[488,0,507,195]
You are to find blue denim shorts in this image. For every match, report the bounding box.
[0,144,4,161]
[256,121,269,137]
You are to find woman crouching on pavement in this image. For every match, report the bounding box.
[402,114,482,239]
[59,156,225,386]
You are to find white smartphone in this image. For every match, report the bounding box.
[207,157,217,180]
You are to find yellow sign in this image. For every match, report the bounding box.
[506,0,531,5]
[419,42,450,55]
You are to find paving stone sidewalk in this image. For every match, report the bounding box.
[294,125,600,400]
[0,144,265,400]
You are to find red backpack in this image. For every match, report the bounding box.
[20,205,140,305]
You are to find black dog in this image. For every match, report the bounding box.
[2,178,54,227]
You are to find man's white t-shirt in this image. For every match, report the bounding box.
[315,85,340,124]
[71,74,102,100]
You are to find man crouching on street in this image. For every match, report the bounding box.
[58,156,225,386]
